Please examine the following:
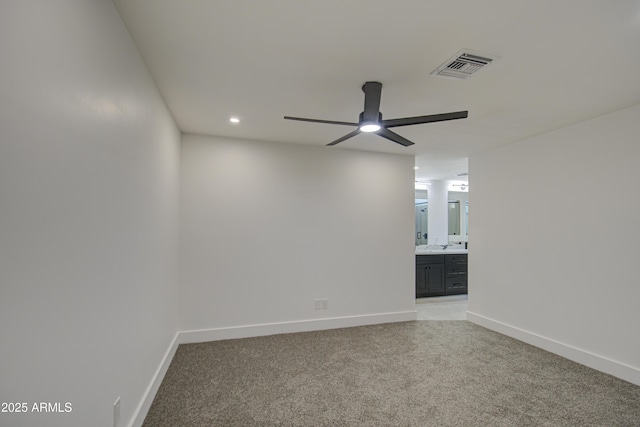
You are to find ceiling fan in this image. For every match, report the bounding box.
[284,81,468,147]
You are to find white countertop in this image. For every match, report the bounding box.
[415,245,468,255]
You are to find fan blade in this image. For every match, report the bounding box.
[326,129,361,146]
[377,128,415,147]
[284,116,358,126]
[382,111,468,128]
[362,82,382,123]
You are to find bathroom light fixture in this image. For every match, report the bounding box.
[451,184,468,190]
[229,117,240,123]
[414,166,420,170]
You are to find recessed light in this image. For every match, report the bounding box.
[414,166,419,170]
[229,117,240,123]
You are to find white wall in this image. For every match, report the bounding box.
[468,103,640,385]
[0,2,180,426]
[180,134,415,339]
[426,181,448,245]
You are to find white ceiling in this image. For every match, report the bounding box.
[114,0,640,183]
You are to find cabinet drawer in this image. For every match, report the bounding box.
[416,255,445,265]
[446,277,467,292]
[445,254,468,264]
[445,263,467,277]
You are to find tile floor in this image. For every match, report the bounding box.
[416,294,468,320]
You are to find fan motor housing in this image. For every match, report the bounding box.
[359,112,383,124]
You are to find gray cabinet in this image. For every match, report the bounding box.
[416,253,467,297]
[444,254,467,295]
[416,255,444,297]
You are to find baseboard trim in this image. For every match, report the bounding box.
[129,332,180,427]
[179,310,417,344]
[466,311,640,387]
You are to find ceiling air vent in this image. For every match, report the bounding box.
[431,50,499,80]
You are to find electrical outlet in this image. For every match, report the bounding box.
[113,397,120,427]
[314,299,328,310]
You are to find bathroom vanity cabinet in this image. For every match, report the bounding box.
[416,253,467,297]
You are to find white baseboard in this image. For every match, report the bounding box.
[179,310,417,344]
[466,311,640,387]
[129,332,180,427]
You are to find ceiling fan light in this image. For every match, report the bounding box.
[360,123,381,132]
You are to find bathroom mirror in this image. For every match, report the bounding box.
[415,190,468,246]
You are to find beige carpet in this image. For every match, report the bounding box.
[143,321,640,426]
